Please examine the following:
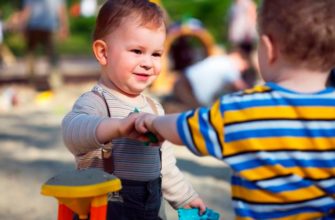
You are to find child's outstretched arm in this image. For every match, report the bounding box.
[96,113,141,144]
[63,92,144,156]
[136,113,183,145]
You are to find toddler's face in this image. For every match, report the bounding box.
[103,17,166,96]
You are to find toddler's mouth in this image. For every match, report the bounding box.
[134,73,150,76]
[134,73,151,81]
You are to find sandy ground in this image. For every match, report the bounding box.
[0,82,234,220]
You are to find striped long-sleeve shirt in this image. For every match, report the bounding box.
[177,82,335,220]
[62,84,198,209]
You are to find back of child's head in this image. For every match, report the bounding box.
[93,0,165,41]
[258,0,335,72]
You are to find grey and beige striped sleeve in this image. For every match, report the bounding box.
[61,92,108,156]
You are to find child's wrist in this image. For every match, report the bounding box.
[116,118,124,137]
[151,117,158,133]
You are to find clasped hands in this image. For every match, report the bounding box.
[119,112,162,145]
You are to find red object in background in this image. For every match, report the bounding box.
[70,3,81,17]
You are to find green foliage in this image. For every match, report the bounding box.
[4,33,25,56]
[162,0,234,45]
[70,16,96,38]
[58,34,93,55]
[59,16,96,55]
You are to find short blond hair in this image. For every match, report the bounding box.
[258,0,335,72]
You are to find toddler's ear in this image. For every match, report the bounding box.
[261,35,277,64]
[93,40,108,66]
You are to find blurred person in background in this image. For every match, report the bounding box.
[169,43,257,111]
[227,0,258,48]
[6,0,24,26]
[0,9,18,68]
[0,9,4,67]
[20,0,69,89]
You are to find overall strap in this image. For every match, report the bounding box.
[91,88,113,174]
[92,90,111,117]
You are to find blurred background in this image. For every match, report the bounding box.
[0,0,260,56]
[0,0,261,219]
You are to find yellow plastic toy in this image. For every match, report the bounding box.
[41,169,121,220]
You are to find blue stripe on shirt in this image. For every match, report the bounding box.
[198,107,217,156]
[232,176,313,193]
[226,128,335,142]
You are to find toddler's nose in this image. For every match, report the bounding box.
[140,56,153,70]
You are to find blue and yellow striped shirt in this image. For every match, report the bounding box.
[177,82,335,220]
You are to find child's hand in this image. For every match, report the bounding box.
[135,113,164,145]
[135,113,157,134]
[183,197,207,215]
[118,113,145,140]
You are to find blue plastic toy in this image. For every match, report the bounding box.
[178,208,220,220]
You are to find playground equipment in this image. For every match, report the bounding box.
[41,168,121,220]
[150,18,217,95]
[149,0,218,96]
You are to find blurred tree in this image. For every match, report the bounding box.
[162,0,232,45]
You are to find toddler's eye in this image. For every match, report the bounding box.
[152,52,162,58]
[131,49,142,54]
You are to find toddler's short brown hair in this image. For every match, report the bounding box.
[93,0,165,41]
[258,0,335,72]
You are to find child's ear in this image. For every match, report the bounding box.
[92,40,108,66]
[261,35,277,64]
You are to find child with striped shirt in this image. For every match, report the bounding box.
[61,0,205,219]
[135,0,335,219]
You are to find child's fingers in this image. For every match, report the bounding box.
[198,203,207,215]
[183,198,207,215]
[134,114,151,133]
[128,130,149,141]
[134,118,148,133]
[119,114,140,136]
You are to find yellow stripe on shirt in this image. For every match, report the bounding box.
[224,106,335,125]
[243,85,272,94]
[209,99,225,154]
[187,109,208,155]
[239,165,335,181]
[225,137,335,157]
[232,184,326,204]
